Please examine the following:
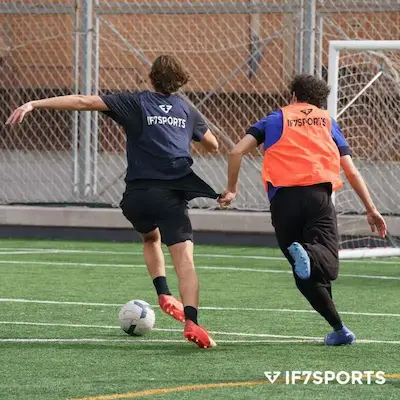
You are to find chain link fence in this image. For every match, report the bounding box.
[0,1,78,203]
[0,1,399,214]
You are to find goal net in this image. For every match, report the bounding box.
[327,41,400,258]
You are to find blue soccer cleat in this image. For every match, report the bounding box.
[325,326,356,346]
[287,242,311,280]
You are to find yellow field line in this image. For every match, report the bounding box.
[70,380,267,400]
[71,373,400,400]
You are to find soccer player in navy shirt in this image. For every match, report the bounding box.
[6,55,218,348]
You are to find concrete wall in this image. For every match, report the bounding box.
[0,206,399,240]
[1,151,399,215]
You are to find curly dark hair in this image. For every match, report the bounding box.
[149,55,189,94]
[290,74,331,108]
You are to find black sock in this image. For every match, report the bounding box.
[184,306,198,325]
[295,279,342,328]
[153,276,171,296]
[333,323,344,331]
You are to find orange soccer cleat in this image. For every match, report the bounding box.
[158,294,185,323]
[184,320,217,349]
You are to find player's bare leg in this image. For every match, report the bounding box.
[142,229,185,323]
[142,229,165,279]
[168,241,198,308]
[168,241,216,348]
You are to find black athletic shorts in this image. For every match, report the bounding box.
[120,173,219,247]
[121,187,192,246]
[270,183,339,283]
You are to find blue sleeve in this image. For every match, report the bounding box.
[246,110,283,148]
[247,121,266,145]
[331,119,351,156]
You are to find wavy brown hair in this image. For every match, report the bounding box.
[149,55,189,94]
[290,74,331,108]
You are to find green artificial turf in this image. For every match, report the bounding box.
[0,239,398,400]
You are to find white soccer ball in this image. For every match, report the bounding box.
[118,300,155,336]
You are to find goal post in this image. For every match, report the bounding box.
[327,40,400,259]
[328,40,400,117]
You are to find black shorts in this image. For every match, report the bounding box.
[270,183,339,284]
[120,187,193,246]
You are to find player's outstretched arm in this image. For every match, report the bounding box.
[219,134,258,206]
[6,95,109,125]
[340,155,387,238]
[199,129,219,154]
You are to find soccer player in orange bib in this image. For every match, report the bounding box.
[219,74,387,345]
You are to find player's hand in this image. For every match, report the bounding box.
[218,189,237,208]
[6,102,34,125]
[367,210,387,238]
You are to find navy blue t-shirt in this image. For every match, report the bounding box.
[101,91,208,181]
[247,109,351,201]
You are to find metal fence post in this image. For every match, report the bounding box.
[296,0,304,74]
[79,0,93,199]
[303,0,316,74]
[73,0,80,196]
[315,13,324,79]
[92,0,100,196]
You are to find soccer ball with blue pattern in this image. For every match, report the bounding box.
[118,300,155,336]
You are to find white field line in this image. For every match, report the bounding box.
[0,321,399,344]
[0,247,278,258]
[0,338,316,344]
[0,320,321,340]
[0,248,282,259]
[0,251,61,255]
[0,298,123,307]
[0,260,283,274]
[0,259,399,280]
[0,247,399,264]
[0,298,399,318]
[200,307,400,318]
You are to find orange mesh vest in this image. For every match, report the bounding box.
[262,104,342,191]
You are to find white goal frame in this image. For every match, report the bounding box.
[327,40,400,259]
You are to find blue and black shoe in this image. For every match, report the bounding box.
[287,242,311,280]
[325,326,356,346]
